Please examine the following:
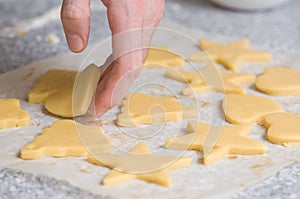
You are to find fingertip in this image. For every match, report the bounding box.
[66,33,84,52]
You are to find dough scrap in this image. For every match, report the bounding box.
[165,68,255,95]
[20,120,113,159]
[256,66,300,96]
[223,94,282,124]
[28,64,100,117]
[0,98,30,129]
[165,121,267,165]
[189,39,272,71]
[264,112,300,146]
[116,93,198,127]
[143,47,184,68]
[87,142,192,186]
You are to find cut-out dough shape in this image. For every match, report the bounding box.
[165,69,255,95]
[264,112,300,146]
[87,142,192,186]
[223,94,282,124]
[189,39,272,71]
[117,93,198,127]
[256,66,300,96]
[143,47,184,68]
[165,121,267,165]
[20,120,113,159]
[0,98,30,129]
[28,64,100,117]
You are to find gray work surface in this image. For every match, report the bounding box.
[0,0,299,198]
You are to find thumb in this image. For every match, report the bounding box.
[61,0,91,52]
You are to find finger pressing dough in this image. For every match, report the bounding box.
[165,68,255,95]
[116,93,198,127]
[0,98,30,129]
[28,64,100,117]
[143,47,184,68]
[20,120,113,159]
[256,66,300,96]
[87,142,192,186]
[165,121,267,165]
[189,39,272,71]
[223,94,282,124]
[264,112,300,146]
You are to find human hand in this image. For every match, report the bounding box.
[61,0,165,117]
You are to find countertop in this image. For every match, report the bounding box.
[0,0,300,198]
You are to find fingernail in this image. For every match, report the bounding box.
[67,34,83,52]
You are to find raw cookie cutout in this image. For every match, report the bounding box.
[264,112,300,146]
[143,47,184,68]
[117,93,198,127]
[88,142,192,186]
[256,66,300,96]
[20,120,113,159]
[165,68,255,95]
[189,39,272,71]
[0,98,30,129]
[223,94,282,124]
[165,121,267,165]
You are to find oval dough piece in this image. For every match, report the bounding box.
[223,94,282,124]
[256,66,300,96]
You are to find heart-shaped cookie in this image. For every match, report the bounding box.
[256,66,300,96]
[223,94,282,124]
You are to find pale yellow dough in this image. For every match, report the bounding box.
[116,93,198,127]
[143,47,184,68]
[189,39,272,71]
[87,142,192,186]
[256,66,300,96]
[20,120,113,159]
[28,64,100,117]
[165,68,255,95]
[223,94,282,124]
[264,112,300,146]
[0,98,30,129]
[165,121,267,165]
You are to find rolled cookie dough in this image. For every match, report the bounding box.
[256,66,300,96]
[165,68,255,95]
[116,93,198,127]
[20,120,113,159]
[165,121,267,165]
[223,94,282,124]
[87,142,192,186]
[143,47,184,68]
[189,39,272,71]
[264,112,300,146]
[0,98,30,129]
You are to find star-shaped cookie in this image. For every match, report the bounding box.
[20,120,113,159]
[165,68,255,95]
[264,112,300,146]
[0,98,30,129]
[117,93,198,127]
[189,39,272,70]
[165,121,267,165]
[256,66,300,96]
[223,94,282,124]
[87,142,192,186]
[143,47,184,68]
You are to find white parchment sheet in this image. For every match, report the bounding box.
[0,20,300,199]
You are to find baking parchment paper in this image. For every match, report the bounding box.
[0,20,300,199]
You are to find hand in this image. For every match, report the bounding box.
[61,0,165,117]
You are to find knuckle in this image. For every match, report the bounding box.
[61,1,90,21]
